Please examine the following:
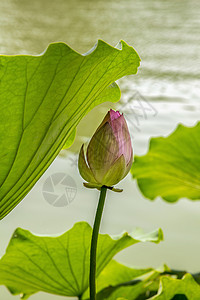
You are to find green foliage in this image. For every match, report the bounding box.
[82,260,155,299]
[88,264,200,300]
[151,274,200,300]
[94,262,160,300]
[0,222,163,299]
[131,122,200,202]
[0,40,140,219]
[96,260,153,295]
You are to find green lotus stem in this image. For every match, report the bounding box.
[90,186,107,300]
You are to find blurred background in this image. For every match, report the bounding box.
[0,0,200,299]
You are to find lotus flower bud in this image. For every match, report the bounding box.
[78,109,133,191]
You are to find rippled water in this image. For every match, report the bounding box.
[0,0,200,299]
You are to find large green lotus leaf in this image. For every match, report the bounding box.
[0,40,140,219]
[150,274,200,300]
[131,122,200,202]
[0,222,163,299]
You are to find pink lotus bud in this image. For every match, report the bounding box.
[78,109,133,191]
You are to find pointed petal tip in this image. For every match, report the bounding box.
[109,109,122,121]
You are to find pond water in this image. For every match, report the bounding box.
[0,0,200,299]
